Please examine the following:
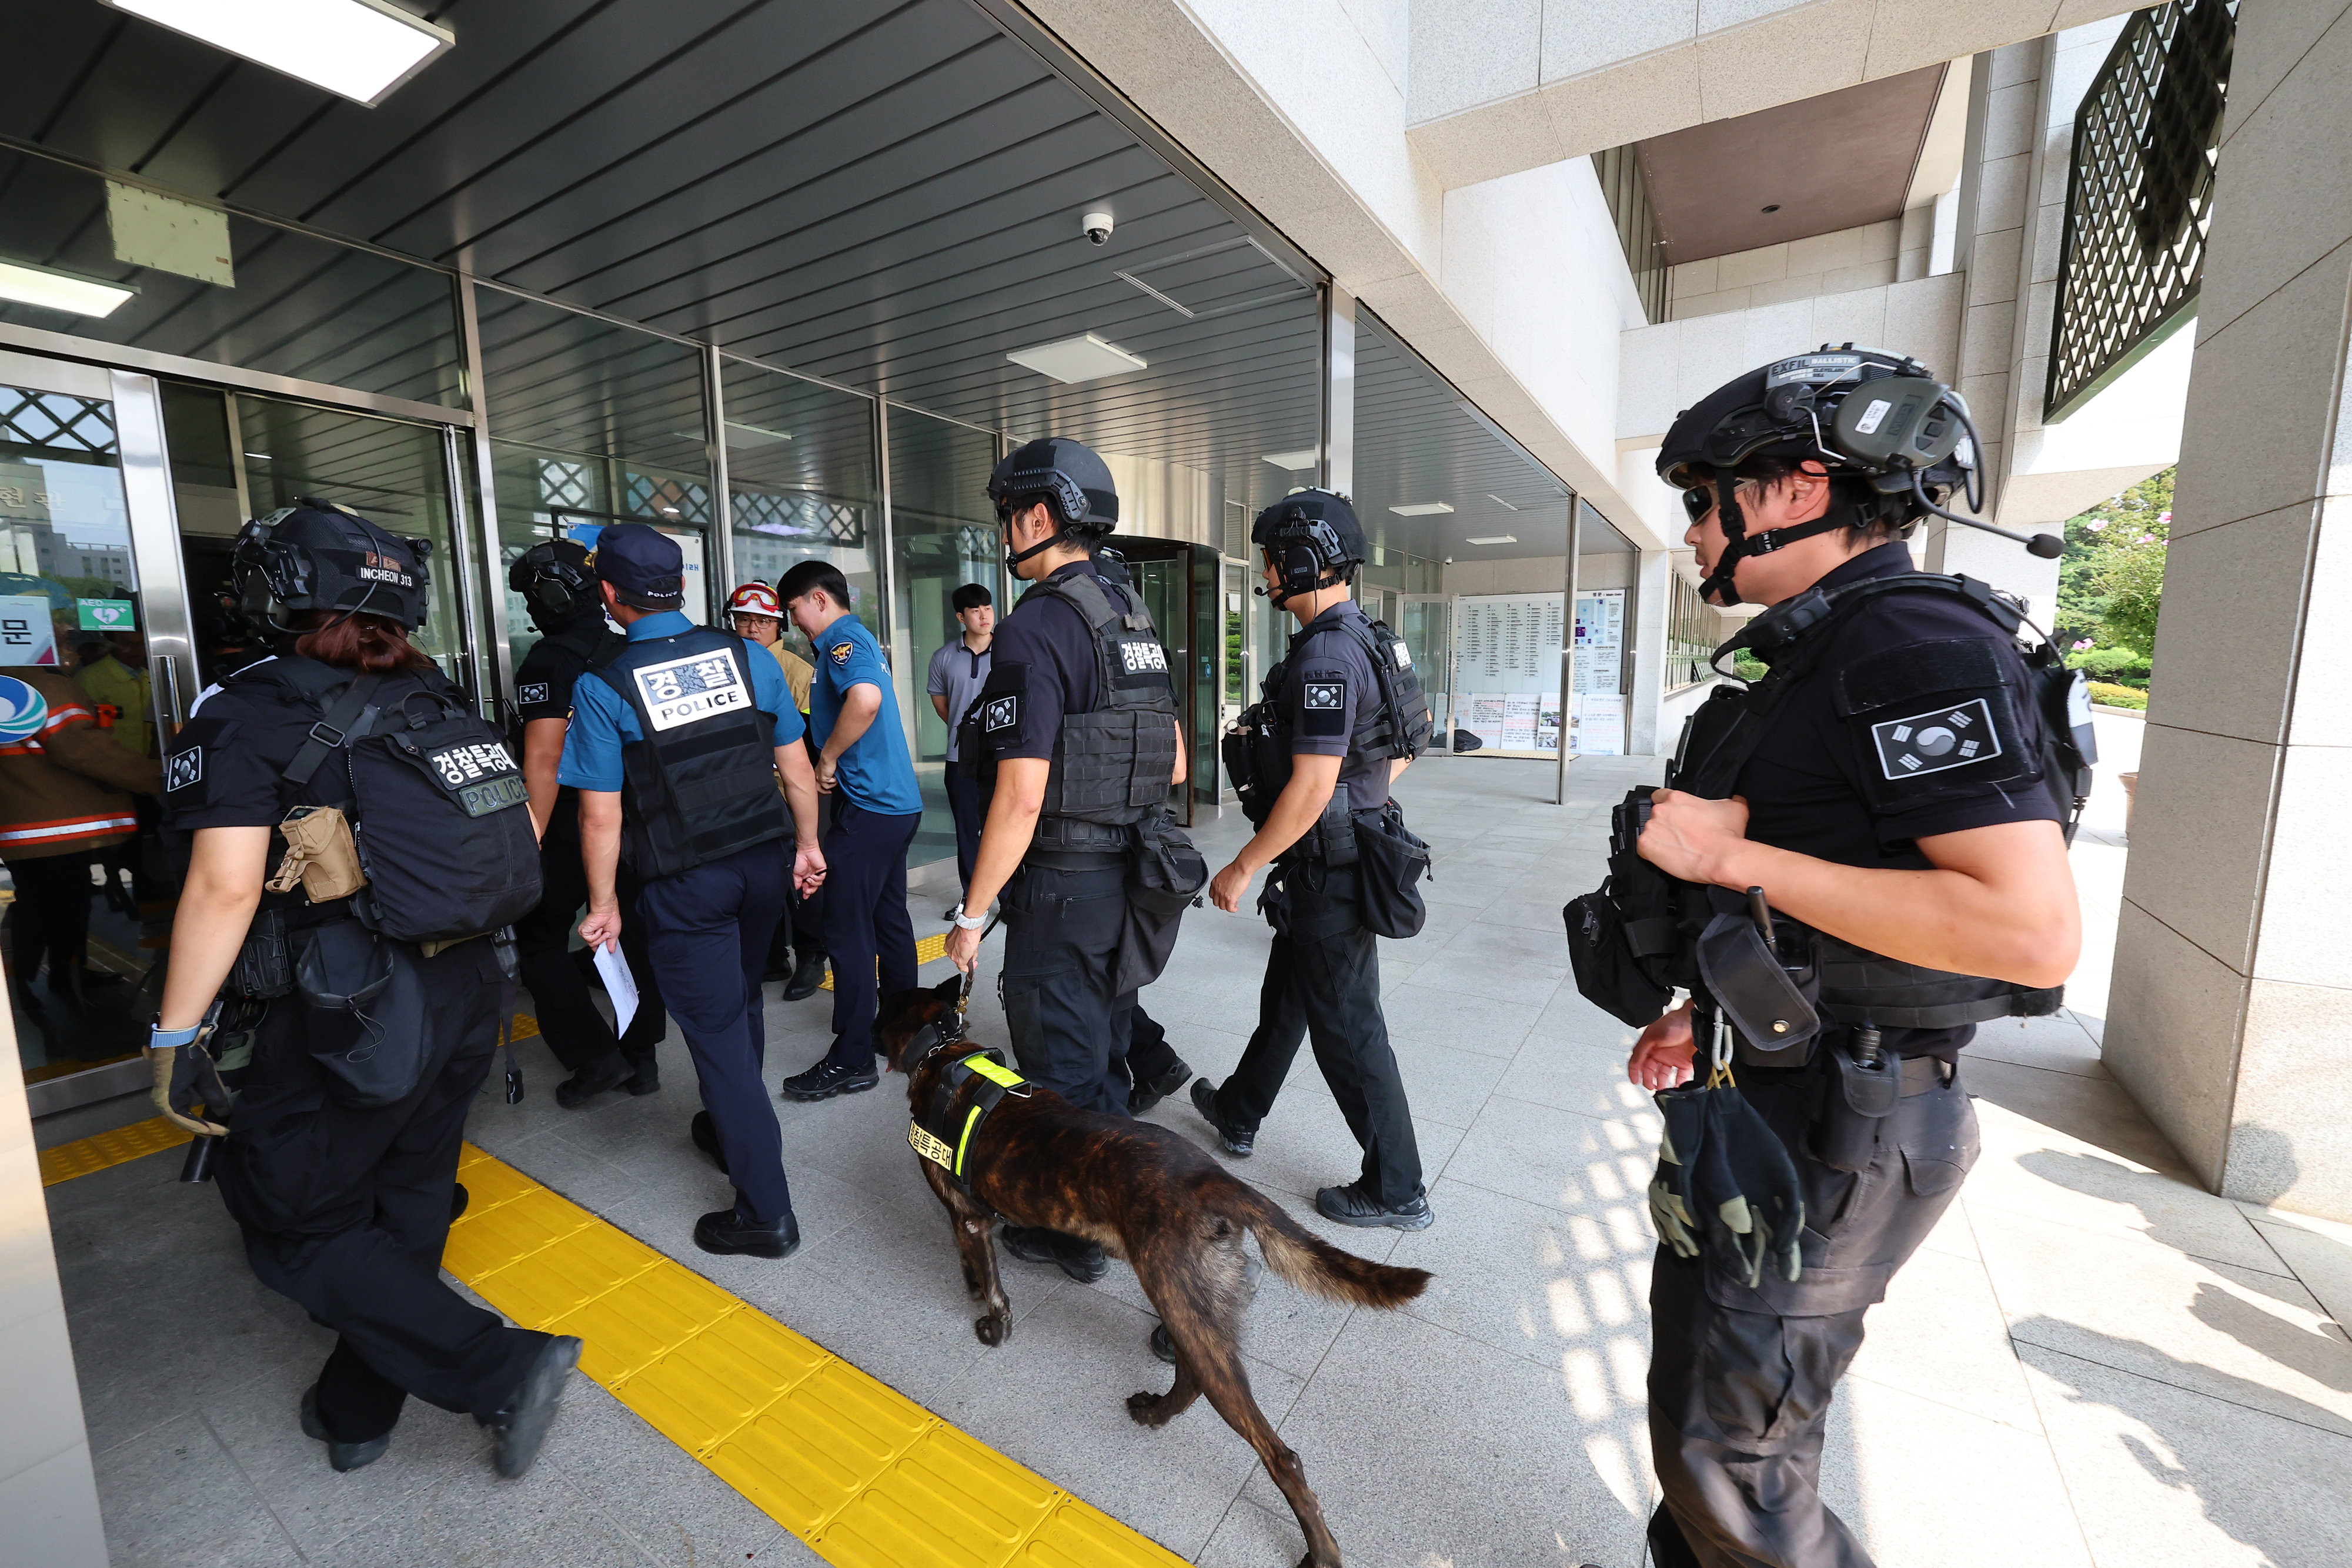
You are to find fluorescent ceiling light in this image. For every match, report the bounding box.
[244,452,272,460]
[1464,534,1518,546]
[1485,494,1521,511]
[725,420,792,449]
[0,259,134,318]
[1261,448,1318,470]
[1005,333,1147,385]
[1389,502,1454,516]
[101,0,455,107]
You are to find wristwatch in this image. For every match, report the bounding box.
[951,902,988,931]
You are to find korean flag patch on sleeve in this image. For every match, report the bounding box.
[1301,680,1347,737]
[1870,697,2002,780]
[517,682,551,707]
[164,745,203,793]
[983,693,1020,734]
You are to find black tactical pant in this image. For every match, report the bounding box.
[1212,862,1422,1207]
[1647,1055,1980,1568]
[219,938,549,1443]
[1112,1002,1182,1107]
[1000,855,1134,1116]
[517,805,665,1074]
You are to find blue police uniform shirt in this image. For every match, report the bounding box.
[557,611,804,792]
[808,612,923,816]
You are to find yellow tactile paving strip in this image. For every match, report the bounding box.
[39,1114,193,1185]
[442,1142,1185,1568]
[818,930,952,991]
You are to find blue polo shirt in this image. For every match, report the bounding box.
[557,612,804,792]
[808,612,922,815]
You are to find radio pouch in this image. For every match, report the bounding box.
[1811,1042,1901,1172]
[1696,912,1820,1068]
[267,805,368,903]
[230,907,294,999]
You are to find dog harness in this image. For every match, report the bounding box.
[909,1045,1030,1195]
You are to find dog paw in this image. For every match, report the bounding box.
[1125,1390,1172,1427]
[974,1312,1011,1346]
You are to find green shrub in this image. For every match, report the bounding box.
[2087,681,2146,710]
[1731,650,1767,682]
[2065,646,2151,687]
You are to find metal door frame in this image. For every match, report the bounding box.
[1396,591,1455,758]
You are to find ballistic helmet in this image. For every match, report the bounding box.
[987,437,1118,567]
[234,499,432,632]
[1659,345,1986,606]
[1251,489,1366,605]
[507,538,600,632]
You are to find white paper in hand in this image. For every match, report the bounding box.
[593,944,640,1039]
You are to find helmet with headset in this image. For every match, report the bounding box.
[1250,489,1367,606]
[233,499,432,633]
[506,537,601,633]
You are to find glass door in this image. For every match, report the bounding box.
[1114,541,1199,827]
[1398,594,1453,755]
[0,350,195,1109]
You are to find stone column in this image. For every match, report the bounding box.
[2103,0,2352,1219]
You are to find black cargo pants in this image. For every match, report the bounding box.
[1646,1055,1980,1568]
[219,938,550,1444]
[1000,855,1134,1116]
[1212,861,1422,1208]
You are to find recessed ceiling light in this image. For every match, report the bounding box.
[101,0,454,106]
[1389,502,1454,516]
[0,259,134,317]
[1485,494,1521,511]
[1005,333,1147,385]
[1261,449,1319,470]
[1464,534,1518,546]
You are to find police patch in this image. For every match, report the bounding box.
[1301,681,1346,737]
[165,747,202,793]
[984,694,1020,734]
[517,682,550,706]
[1870,698,2002,780]
[1118,640,1168,674]
[632,648,749,732]
[1303,682,1344,710]
[829,641,853,666]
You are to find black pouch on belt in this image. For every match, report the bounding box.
[1810,1039,1902,1172]
[230,907,293,999]
[1696,910,1820,1068]
[1352,801,1431,940]
[1112,810,1207,995]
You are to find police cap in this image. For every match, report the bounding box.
[234,499,432,631]
[986,437,1118,532]
[593,522,686,606]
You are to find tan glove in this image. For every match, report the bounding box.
[148,1022,230,1136]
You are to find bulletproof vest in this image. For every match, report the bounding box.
[505,611,621,750]
[1021,569,1179,853]
[1648,572,2089,1042]
[591,626,787,881]
[1222,609,1432,861]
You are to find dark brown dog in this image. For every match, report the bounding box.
[878,977,1431,1568]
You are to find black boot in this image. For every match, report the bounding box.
[782,951,827,1001]
[1128,1054,1193,1115]
[300,1384,391,1473]
[1190,1079,1255,1156]
[1000,1225,1108,1283]
[554,1051,631,1109]
[483,1335,583,1479]
[694,1206,800,1259]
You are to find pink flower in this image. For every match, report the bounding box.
[2137,534,2156,543]
[2157,511,2171,523]
[2087,518,2108,531]
[2072,639,2094,651]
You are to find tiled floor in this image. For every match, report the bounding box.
[43,724,2352,1566]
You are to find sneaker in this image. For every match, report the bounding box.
[781,1055,879,1102]
[783,952,827,1001]
[1128,1055,1193,1115]
[694,1206,801,1259]
[690,1111,729,1175]
[483,1335,583,1479]
[1189,1079,1254,1156]
[554,1051,631,1109]
[300,1384,391,1473]
[1000,1225,1109,1282]
[1315,1181,1434,1231]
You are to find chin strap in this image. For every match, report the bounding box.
[1005,529,1068,570]
[1694,464,1867,607]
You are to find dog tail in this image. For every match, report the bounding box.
[1235,1185,1431,1309]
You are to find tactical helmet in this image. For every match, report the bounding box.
[234,499,432,632]
[987,437,1118,566]
[507,538,600,633]
[1659,345,1987,605]
[1251,489,1367,604]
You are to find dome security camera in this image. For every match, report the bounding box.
[1083,210,1114,246]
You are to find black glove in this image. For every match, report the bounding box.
[1651,1082,1806,1288]
[149,1023,231,1137]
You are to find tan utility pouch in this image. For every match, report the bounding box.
[268,805,368,902]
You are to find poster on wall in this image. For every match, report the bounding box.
[1572,587,1626,754]
[1571,691,1625,757]
[1454,593,1565,757]
[0,596,58,667]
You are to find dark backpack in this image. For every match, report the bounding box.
[265,660,544,945]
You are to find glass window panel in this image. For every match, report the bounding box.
[479,293,716,672]
[0,150,463,407]
[884,407,1001,870]
[721,358,880,666]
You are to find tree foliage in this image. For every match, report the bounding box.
[2053,467,2171,684]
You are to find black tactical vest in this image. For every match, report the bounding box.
[1021,570,1180,854]
[592,626,787,880]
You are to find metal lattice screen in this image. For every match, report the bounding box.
[2046,0,2235,422]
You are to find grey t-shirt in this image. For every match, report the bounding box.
[926,637,993,761]
[1282,600,1391,812]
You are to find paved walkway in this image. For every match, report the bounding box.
[42,723,2352,1566]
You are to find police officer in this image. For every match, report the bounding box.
[1623,349,2084,1568]
[509,539,667,1106]
[1188,492,1433,1230]
[775,561,924,1102]
[560,524,827,1258]
[941,437,1192,1283]
[152,501,580,1477]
